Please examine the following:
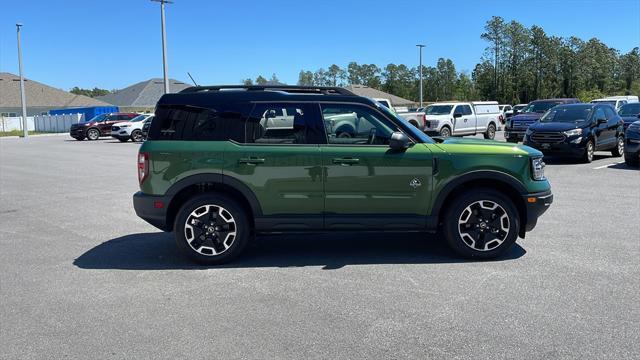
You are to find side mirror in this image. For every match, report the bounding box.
[389,131,410,150]
[453,113,462,118]
[265,109,277,119]
[597,118,607,125]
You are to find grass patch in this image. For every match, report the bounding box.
[0,130,52,137]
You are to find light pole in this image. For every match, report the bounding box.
[16,23,28,138]
[151,0,172,94]
[416,44,425,108]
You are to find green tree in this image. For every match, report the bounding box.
[70,87,110,98]
[255,75,268,85]
[297,70,314,86]
[481,16,506,100]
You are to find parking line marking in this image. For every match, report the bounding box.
[593,161,624,170]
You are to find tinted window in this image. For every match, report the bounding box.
[618,103,640,116]
[523,101,563,113]
[425,105,453,115]
[245,103,322,144]
[149,105,233,141]
[593,108,606,122]
[322,104,399,145]
[604,106,616,120]
[462,105,473,115]
[540,106,592,123]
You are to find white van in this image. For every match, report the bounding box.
[422,101,502,139]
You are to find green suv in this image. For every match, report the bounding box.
[133,86,553,264]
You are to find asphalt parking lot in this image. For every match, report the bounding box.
[1,133,638,359]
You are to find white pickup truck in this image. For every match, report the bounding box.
[421,101,502,139]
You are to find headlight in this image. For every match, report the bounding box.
[120,124,130,128]
[531,157,546,181]
[563,128,582,137]
[525,128,533,136]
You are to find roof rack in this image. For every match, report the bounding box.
[179,85,356,96]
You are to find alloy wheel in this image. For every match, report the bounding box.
[87,129,99,140]
[440,127,451,137]
[617,137,624,155]
[184,204,237,256]
[131,130,143,142]
[458,200,510,251]
[587,141,594,162]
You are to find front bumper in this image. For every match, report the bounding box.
[624,138,640,160]
[504,129,526,140]
[524,137,585,157]
[133,192,170,231]
[522,190,553,235]
[69,127,87,138]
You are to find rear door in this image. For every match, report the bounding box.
[223,102,325,229]
[320,103,433,230]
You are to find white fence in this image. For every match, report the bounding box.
[0,114,85,133]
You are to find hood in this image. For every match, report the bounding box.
[433,137,542,157]
[529,121,581,132]
[511,113,543,122]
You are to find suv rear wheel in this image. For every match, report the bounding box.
[611,135,624,157]
[174,193,250,265]
[443,188,519,259]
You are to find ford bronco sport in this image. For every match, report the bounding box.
[133,86,553,264]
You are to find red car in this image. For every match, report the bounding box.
[70,113,139,141]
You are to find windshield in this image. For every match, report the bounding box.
[523,101,563,113]
[591,100,616,107]
[425,105,454,115]
[376,104,434,144]
[514,105,526,111]
[618,103,640,116]
[377,100,391,108]
[540,106,593,123]
[87,113,107,122]
[130,115,148,122]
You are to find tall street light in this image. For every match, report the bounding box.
[151,0,172,94]
[16,23,28,139]
[416,44,426,108]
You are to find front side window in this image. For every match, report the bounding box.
[592,108,606,122]
[322,104,399,145]
[462,105,473,115]
[245,103,322,144]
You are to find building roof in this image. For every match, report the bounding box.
[0,72,111,108]
[343,85,415,106]
[97,78,191,108]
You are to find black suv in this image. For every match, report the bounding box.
[523,104,625,162]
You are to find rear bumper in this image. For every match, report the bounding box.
[133,191,170,231]
[522,190,553,234]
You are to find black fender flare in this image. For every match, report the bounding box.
[431,170,528,217]
[165,173,263,216]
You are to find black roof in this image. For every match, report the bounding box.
[157,85,374,109]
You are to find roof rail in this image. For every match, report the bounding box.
[179,85,356,96]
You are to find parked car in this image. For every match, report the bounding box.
[373,98,396,113]
[499,104,512,121]
[397,109,426,129]
[523,104,624,163]
[506,104,528,119]
[133,85,553,264]
[624,120,640,166]
[70,113,139,140]
[617,102,640,130]
[141,116,154,140]
[590,96,638,111]
[505,98,580,143]
[422,101,502,139]
[111,114,153,142]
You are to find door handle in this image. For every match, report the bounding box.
[238,157,265,165]
[332,158,360,165]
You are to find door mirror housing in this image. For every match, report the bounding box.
[389,131,410,150]
[596,118,607,125]
[453,113,462,118]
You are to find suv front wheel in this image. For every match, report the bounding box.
[174,193,250,265]
[443,189,520,259]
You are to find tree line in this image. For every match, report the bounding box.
[247,16,639,104]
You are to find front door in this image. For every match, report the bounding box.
[320,103,433,230]
[452,105,474,135]
[223,102,325,229]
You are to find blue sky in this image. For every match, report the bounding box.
[1,0,639,91]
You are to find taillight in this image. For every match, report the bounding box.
[138,152,149,184]
[499,114,505,124]
[422,114,427,127]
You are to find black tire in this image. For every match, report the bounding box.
[443,188,520,259]
[131,129,143,142]
[117,137,129,142]
[409,120,419,128]
[86,128,100,141]
[611,135,624,157]
[484,123,496,140]
[174,193,250,265]
[73,137,85,141]
[439,126,452,138]
[582,140,594,163]
[506,138,518,143]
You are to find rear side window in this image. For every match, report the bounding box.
[149,105,236,141]
[245,103,323,144]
